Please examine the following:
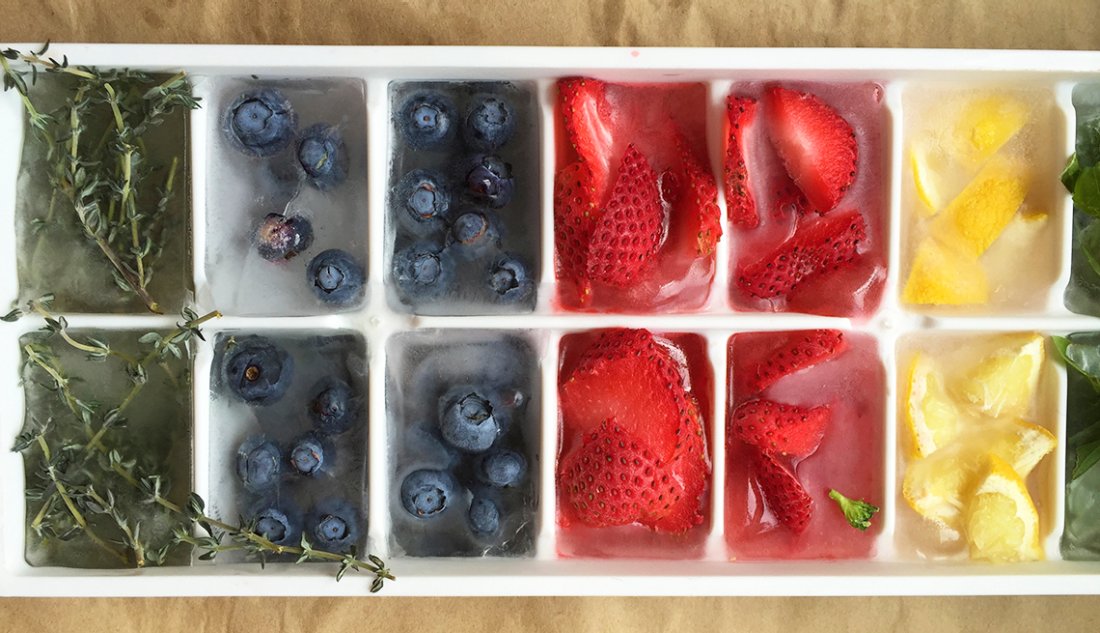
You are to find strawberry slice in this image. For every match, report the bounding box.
[752,450,813,534]
[733,329,848,396]
[586,145,665,287]
[731,399,830,458]
[561,328,685,460]
[725,96,759,229]
[558,77,614,189]
[771,177,813,219]
[558,421,675,528]
[737,210,866,299]
[553,161,599,283]
[764,86,857,214]
[674,131,722,257]
[647,392,708,533]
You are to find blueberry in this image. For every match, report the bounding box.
[397,90,456,149]
[438,387,500,452]
[395,169,451,234]
[464,94,516,151]
[224,337,294,405]
[308,378,359,435]
[307,498,361,551]
[297,124,348,190]
[289,434,326,476]
[448,210,501,259]
[224,88,297,157]
[250,506,302,546]
[393,243,455,302]
[476,449,527,488]
[307,249,365,306]
[487,253,534,304]
[253,213,314,261]
[463,155,514,208]
[235,436,282,491]
[400,469,459,519]
[468,495,501,537]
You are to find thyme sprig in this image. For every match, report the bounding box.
[1,42,199,313]
[10,299,393,589]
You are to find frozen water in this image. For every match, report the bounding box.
[204,77,369,316]
[15,74,192,314]
[1061,331,1100,560]
[207,331,368,561]
[20,329,192,568]
[386,82,540,315]
[386,330,539,557]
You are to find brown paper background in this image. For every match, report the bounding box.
[2,0,1100,630]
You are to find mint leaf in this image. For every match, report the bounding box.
[1073,438,1100,480]
[1063,154,1082,193]
[1074,167,1100,218]
[1053,335,1100,393]
[1077,113,1100,168]
[1079,221,1100,280]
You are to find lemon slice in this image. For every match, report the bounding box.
[956,333,1045,419]
[902,237,989,306]
[911,145,951,216]
[902,418,1055,533]
[966,453,1043,562]
[904,352,960,458]
[952,95,1031,167]
[933,155,1029,258]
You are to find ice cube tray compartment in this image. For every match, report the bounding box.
[2,44,1100,596]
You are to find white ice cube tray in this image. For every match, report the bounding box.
[2,44,1100,596]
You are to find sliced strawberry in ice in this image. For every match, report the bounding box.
[737,210,866,299]
[764,85,857,214]
[731,399,830,458]
[672,131,722,257]
[558,421,671,528]
[752,450,813,534]
[647,391,708,533]
[558,77,614,189]
[733,329,848,396]
[586,145,665,287]
[771,176,813,219]
[725,95,759,229]
[553,161,599,284]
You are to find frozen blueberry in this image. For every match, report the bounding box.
[397,90,456,149]
[393,243,454,302]
[448,210,501,259]
[251,506,301,546]
[464,94,516,151]
[395,169,451,233]
[224,337,294,405]
[468,495,501,537]
[307,249,365,306]
[236,436,282,491]
[308,378,359,435]
[253,213,314,261]
[463,155,514,208]
[487,253,534,304]
[289,434,326,476]
[297,124,348,190]
[224,88,297,157]
[476,449,527,488]
[438,388,500,453]
[307,499,361,551]
[400,469,459,519]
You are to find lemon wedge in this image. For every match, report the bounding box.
[933,156,1029,258]
[911,145,951,216]
[956,334,1045,419]
[902,418,1055,533]
[966,453,1044,562]
[952,95,1031,166]
[904,353,960,458]
[902,237,989,305]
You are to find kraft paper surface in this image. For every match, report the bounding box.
[1,0,1099,630]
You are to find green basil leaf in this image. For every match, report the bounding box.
[1074,167,1100,218]
[1063,153,1082,193]
[1073,438,1100,480]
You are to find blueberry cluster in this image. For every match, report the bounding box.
[223,87,364,308]
[223,335,365,553]
[390,85,535,312]
[398,385,529,546]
